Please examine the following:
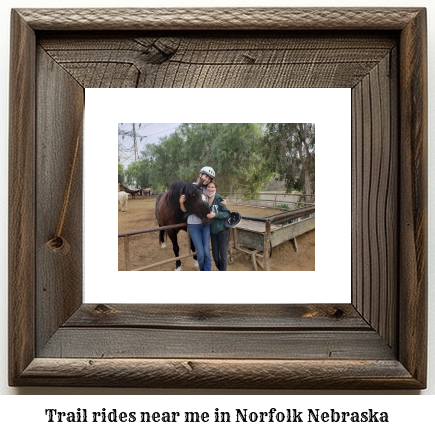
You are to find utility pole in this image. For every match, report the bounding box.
[118,123,151,167]
[132,123,139,162]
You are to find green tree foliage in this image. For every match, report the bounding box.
[133,123,271,193]
[122,123,315,195]
[179,123,271,192]
[263,123,315,196]
[209,123,271,193]
[125,159,152,188]
[144,132,186,189]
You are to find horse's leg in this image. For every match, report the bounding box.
[168,230,181,271]
[159,229,166,248]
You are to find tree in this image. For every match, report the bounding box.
[123,123,273,194]
[144,132,186,189]
[125,159,152,189]
[118,161,124,185]
[263,123,315,197]
[173,123,270,193]
[210,123,271,193]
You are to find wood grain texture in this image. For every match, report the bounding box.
[39,33,396,88]
[39,328,395,360]
[66,304,368,329]
[351,51,398,351]
[15,8,422,31]
[8,10,36,386]
[398,8,428,385]
[8,7,427,389]
[17,358,420,389]
[35,48,84,353]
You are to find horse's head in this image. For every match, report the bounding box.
[185,184,211,225]
[169,181,210,225]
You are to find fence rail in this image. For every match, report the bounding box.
[118,222,193,271]
[142,190,315,209]
[220,191,315,210]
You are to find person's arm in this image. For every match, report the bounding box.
[215,200,230,219]
[207,198,216,219]
[179,194,187,212]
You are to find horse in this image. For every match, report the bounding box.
[140,187,152,196]
[118,191,128,212]
[155,181,210,271]
[120,184,140,199]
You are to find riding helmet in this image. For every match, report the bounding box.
[199,166,215,179]
[224,212,242,228]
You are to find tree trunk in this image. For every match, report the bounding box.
[297,124,312,202]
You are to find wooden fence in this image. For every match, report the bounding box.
[118,222,193,271]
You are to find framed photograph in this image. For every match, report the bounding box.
[9,8,427,388]
[86,88,349,303]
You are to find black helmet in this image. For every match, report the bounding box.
[225,212,242,228]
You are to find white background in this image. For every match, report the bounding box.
[85,88,351,303]
[0,0,434,424]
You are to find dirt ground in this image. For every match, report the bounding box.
[118,195,315,271]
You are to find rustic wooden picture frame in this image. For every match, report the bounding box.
[9,8,427,389]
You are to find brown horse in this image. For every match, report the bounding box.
[155,181,210,270]
[120,184,140,199]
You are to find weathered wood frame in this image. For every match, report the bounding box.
[9,8,427,388]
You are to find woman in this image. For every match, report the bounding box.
[179,166,215,271]
[206,180,231,271]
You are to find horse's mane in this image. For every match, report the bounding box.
[167,181,202,205]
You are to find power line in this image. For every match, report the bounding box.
[118,123,180,167]
[145,126,178,138]
[118,123,153,166]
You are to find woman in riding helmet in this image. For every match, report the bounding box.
[179,166,216,271]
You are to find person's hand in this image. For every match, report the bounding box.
[179,195,187,212]
[221,199,227,205]
[207,212,216,219]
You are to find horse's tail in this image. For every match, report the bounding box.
[155,193,167,248]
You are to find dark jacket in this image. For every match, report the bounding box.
[209,194,231,235]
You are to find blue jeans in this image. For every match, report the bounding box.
[188,223,211,271]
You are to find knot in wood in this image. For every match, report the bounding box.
[243,53,256,64]
[332,308,345,319]
[94,304,116,315]
[45,236,71,255]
